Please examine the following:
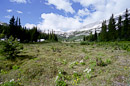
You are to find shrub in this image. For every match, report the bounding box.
[105,59,111,64]
[0,69,8,74]
[12,65,20,70]
[0,36,23,60]
[96,57,106,66]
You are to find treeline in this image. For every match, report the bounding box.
[0,16,58,42]
[83,9,130,41]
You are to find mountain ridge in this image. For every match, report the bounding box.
[58,8,130,41]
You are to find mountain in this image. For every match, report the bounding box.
[0,22,8,26]
[59,8,130,41]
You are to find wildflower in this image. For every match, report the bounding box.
[83,68,89,72]
[83,68,91,73]
[10,79,14,82]
[87,69,91,73]
[73,71,77,73]
[59,72,61,74]
[80,59,84,63]
[55,76,59,82]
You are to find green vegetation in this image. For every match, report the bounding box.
[0,8,130,86]
[83,9,130,42]
[0,36,23,60]
[0,42,130,86]
[0,16,58,43]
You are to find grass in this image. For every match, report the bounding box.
[0,42,130,86]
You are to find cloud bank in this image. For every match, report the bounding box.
[25,0,130,32]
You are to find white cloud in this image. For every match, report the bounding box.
[5,15,11,19]
[73,0,130,25]
[77,8,90,17]
[25,0,130,32]
[7,9,13,13]
[36,13,82,32]
[10,0,27,3]
[17,10,23,14]
[46,0,75,14]
[25,23,36,29]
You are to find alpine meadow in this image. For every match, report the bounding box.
[0,0,130,86]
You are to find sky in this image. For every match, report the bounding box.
[0,0,130,32]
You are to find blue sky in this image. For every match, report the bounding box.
[0,0,130,32]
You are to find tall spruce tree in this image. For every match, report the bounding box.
[83,36,86,41]
[94,29,97,41]
[99,20,107,41]
[108,14,116,41]
[117,15,122,40]
[123,9,129,40]
[123,9,130,40]
[9,16,16,38]
[19,18,21,27]
[128,9,130,40]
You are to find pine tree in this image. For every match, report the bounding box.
[123,9,129,40]
[99,20,107,41]
[9,16,16,38]
[9,16,15,26]
[128,9,130,40]
[83,36,86,41]
[16,17,18,27]
[19,18,21,27]
[94,29,97,41]
[108,14,117,41]
[117,15,122,40]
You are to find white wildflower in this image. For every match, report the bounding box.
[10,79,14,82]
[55,76,59,82]
[87,69,91,73]
[59,72,61,74]
[83,68,89,72]
[73,71,77,73]
[84,68,91,73]
[80,59,84,63]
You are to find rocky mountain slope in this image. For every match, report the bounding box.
[59,9,130,41]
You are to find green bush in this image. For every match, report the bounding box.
[12,65,20,70]
[0,36,23,60]
[96,57,106,66]
[105,59,111,64]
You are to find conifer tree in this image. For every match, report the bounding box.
[9,16,16,38]
[19,18,21,27]
[99,20,107,41]
[94,29,97,41]
[108,14,116,41]
[83,36,86,41]
[123,9,130,40]
[16,17,18,27]
[117,15,122,40]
